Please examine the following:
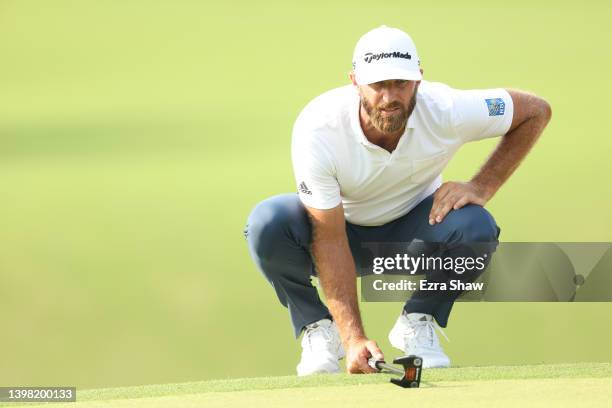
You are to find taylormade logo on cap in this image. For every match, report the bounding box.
[363,51,412,64]
[352,25,422,85]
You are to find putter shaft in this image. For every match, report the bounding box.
[374,361,404,376]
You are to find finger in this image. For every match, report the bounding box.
[430,185,455,223]
[365,341,384,361]
[347,356,373,374]
[430,186,451,224]
[438,184,454,199]
[431,197,451,223]
[453,195,470,210]
[358,358,378,374]
[434,196,457,223]
[354,343,380,374]
[347,358,364,374]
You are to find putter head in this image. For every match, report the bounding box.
[390,355,423,388]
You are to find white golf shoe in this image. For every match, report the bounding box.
[296,318,345,376]
[388,311,451,368]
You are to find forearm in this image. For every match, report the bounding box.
[311,237,365,346]
[471,98,552,200]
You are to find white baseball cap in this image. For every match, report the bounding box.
[352,25,422,85]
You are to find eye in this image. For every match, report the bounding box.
[370,82,383,91]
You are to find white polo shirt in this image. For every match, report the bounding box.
[291,80,513,226]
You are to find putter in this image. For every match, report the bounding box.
[368,355,423,388]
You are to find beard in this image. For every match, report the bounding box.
[361,91,417,134]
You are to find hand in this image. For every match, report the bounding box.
[429,181,492,225]
[345,338,384,374]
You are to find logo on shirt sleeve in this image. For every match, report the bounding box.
[298,181,312,195]
[485,98,505,116]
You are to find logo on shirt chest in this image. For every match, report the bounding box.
[485,98,505,116]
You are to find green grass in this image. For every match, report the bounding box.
[3,363,611,407]
[1,0,612,390]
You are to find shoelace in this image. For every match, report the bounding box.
[303,323,337,351]
[405,319,450,349]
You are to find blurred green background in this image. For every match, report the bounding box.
[1,0,611,389]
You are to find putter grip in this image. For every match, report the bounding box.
[368,357,384,370]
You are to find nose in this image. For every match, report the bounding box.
[379,88,391,103]
[378,86,399,107]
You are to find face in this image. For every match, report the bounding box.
[357,78,419,134]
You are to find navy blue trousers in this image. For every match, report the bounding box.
[245,193,501,338]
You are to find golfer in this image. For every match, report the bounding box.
[244,25,551,375]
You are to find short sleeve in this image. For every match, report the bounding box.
[449,87,514,142]
[291,129,342,210]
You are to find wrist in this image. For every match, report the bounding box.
[470,179,496,201]
[343,332,367,348]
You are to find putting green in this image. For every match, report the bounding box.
[5,363,611,408]
[75,379,611,408]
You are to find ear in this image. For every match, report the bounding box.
[416,68,424,86]
[349,71,358,87]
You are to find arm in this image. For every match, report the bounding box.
[429,89,552,224]
[469,90,552,199]
[305,203,383,373]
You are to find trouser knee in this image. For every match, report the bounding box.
[244,194,312,274]
[444,204,501,243]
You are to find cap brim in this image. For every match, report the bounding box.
[356,67,422,85]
